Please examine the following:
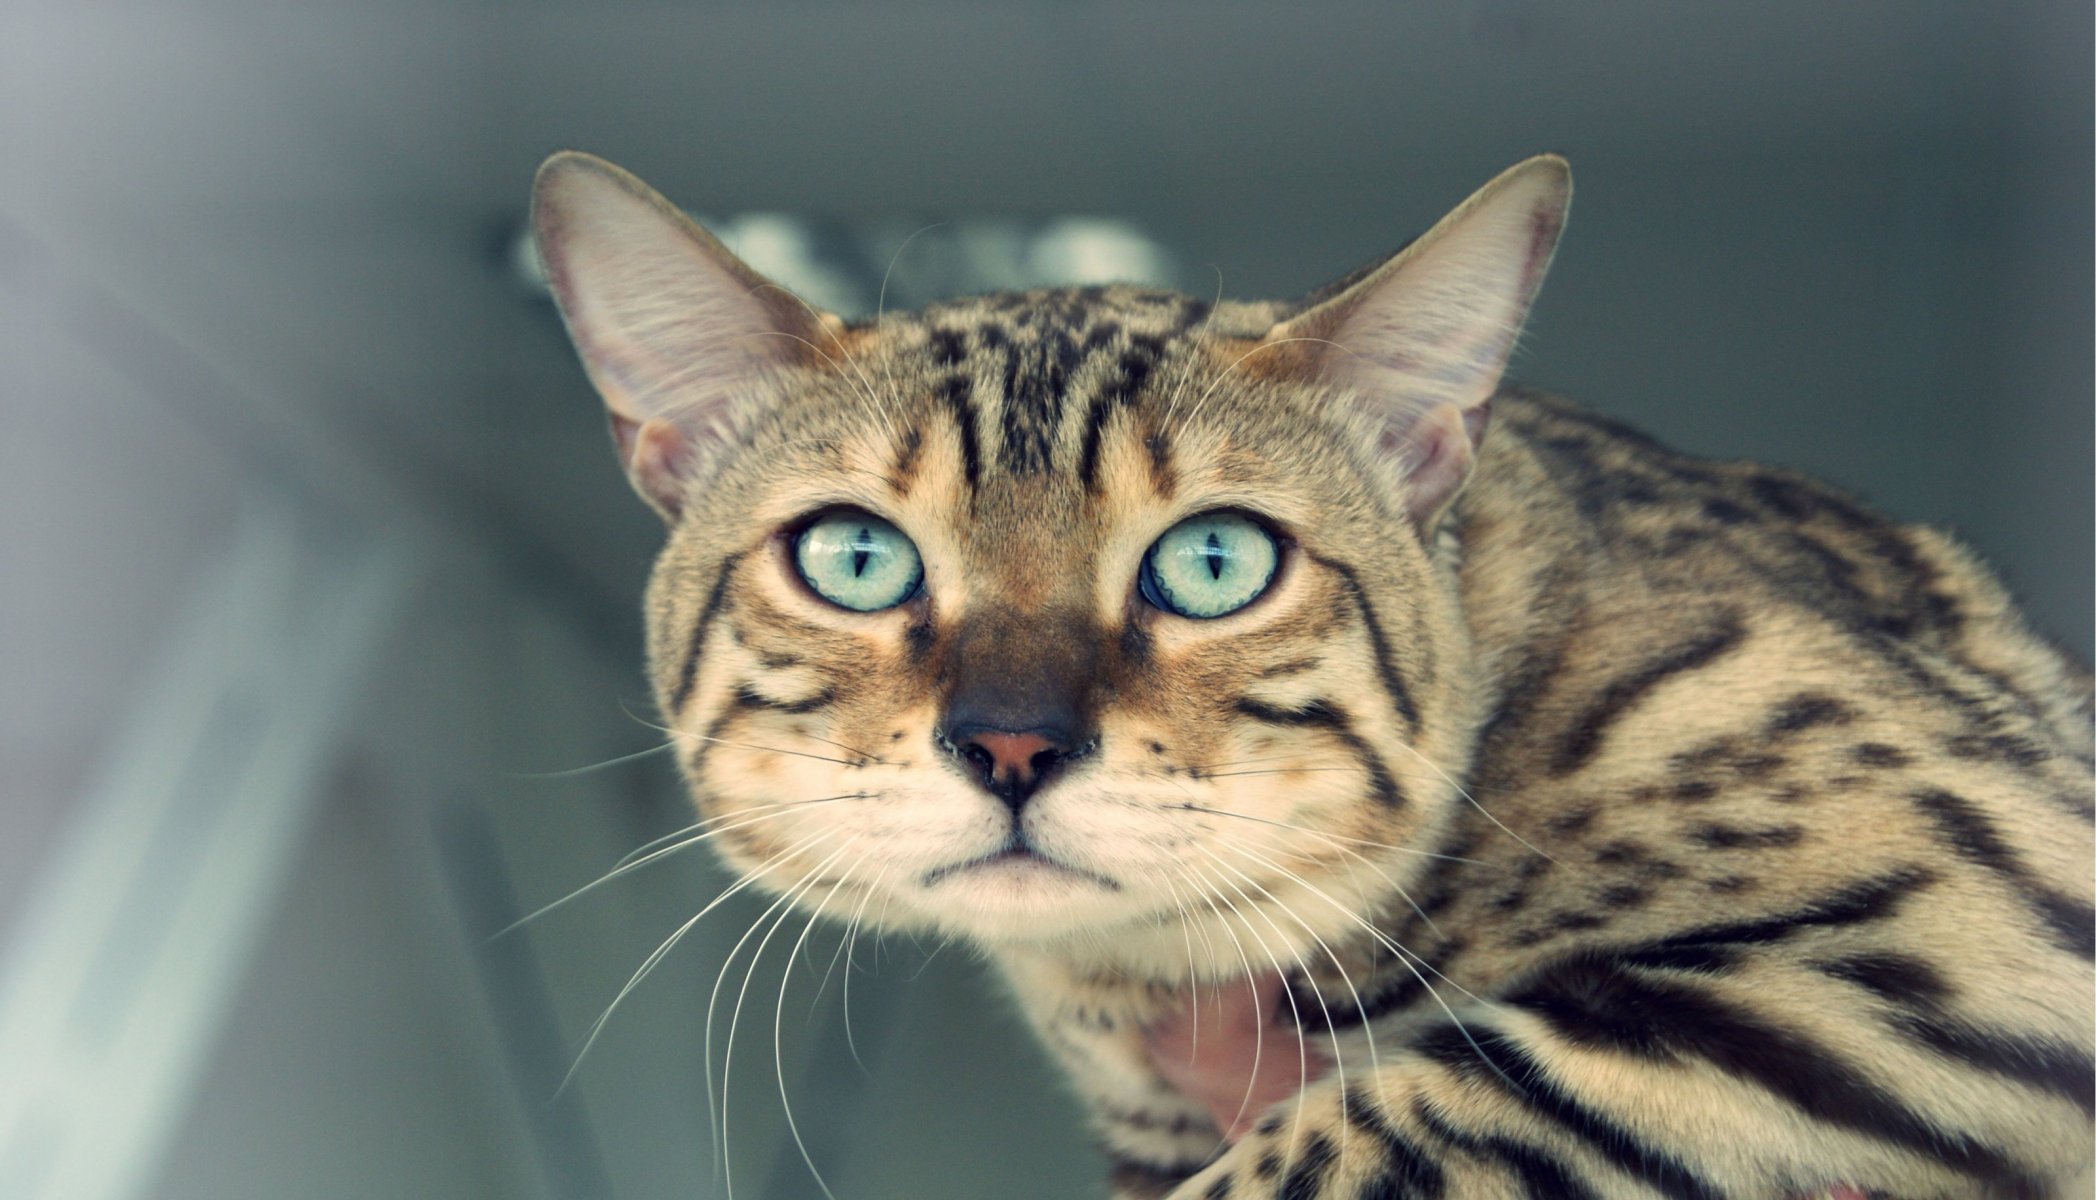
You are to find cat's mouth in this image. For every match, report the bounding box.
[919,839,1120,892]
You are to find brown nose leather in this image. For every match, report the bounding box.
[947,726,1074,813]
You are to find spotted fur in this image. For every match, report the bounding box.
[534,151,2094,1198]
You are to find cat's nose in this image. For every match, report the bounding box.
[944,724,1075,813]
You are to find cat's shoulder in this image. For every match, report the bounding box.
[1473,388,2091,751]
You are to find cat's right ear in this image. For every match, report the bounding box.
[532,151,842,520]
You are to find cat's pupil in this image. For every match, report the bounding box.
[1203,532,1225,579]
[850,528,874,577]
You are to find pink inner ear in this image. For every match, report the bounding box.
[610,414,695,518]
[1388,401,1489,525]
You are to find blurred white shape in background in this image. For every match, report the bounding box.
[514,212,1184,321]
[0,505,410,1200]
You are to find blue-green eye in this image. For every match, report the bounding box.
[1139,513,1280,619]
[793,512,923,612]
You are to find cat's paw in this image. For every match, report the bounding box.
[1165,1080,1379,1200]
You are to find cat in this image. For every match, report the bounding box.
[530,149,2095,1199]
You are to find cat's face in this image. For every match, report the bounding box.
[534,153,1567,970]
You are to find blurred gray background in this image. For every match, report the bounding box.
[2,3,2089,1198]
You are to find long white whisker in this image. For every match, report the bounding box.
[737,280,892,439]
[1170,802,1482,864]
[512,741,677,778]
[1203,826,1516,1091]
[609,803,793,875]
[621,702,879,768]
[773,857,861,1200]
[556,828,833,1100]
[794,729,882,760]
[1183,859,1266,1139]
[809,861,880,1018]
[1179,336,1355,430]
[491,799,856,941]
[1160,264,1226,426]
[1197,766,1369,780]
[1192,754,1527,792]
[1204,837,1387,1113]
[699,843,824,1168]
[1195,854,1314,1168]
[1173,799,1445,936]
[1389,739,1557,863]
[837,866,888,1072]
[713,840,856,1194]
[1155,869,1203,1064]
[1198,847,1352,1124]
[742,318,901,447]
[871,222,945,434]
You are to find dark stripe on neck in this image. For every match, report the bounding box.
[1893,1013,2096,1115]
[1298,934,1468,1032]
[1550,611,1748,775]
[1609,867,1935,971]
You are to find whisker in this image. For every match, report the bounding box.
[1183,859,1267,1139]
[555,828,834,1100]
[906,934,952,982]
[489,798,857,941]
[773,859,861,1200]
[1172,799,1444,936]
[713,436,899,482]
[511,741,677,778]
[1160,264,1226,426]
[841,868,888,1072]
[1179,336,1356,430]
[793,729,882,761]
[710,840,856,1192]
[1199,847,1355,1111]
[1196,766,1368,780]
[743,324,901,447]
[866,227,945,462]
[810,862,888,1062]
[879,223,943,327]
[1202,827,1517,1092]
[1204,839,1388,1111]
[607,805,779,875]
[1155,870,1203,1064]
[1169,802,1483,865]
[1190,752,1320,770]
[1388,740,1556,864]
[1196,852,1318,1164]
[620,699,882,764]
[1192,754,1523,791]
[621,706,871,768]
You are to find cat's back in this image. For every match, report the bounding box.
[1461,389,2092,766]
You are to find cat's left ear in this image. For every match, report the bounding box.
[1263,155,1570,526]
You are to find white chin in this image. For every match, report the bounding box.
[914,854,1129,940]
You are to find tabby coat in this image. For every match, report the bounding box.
[533,150,2095,1199]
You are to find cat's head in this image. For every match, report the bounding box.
[533,153,1566,971]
